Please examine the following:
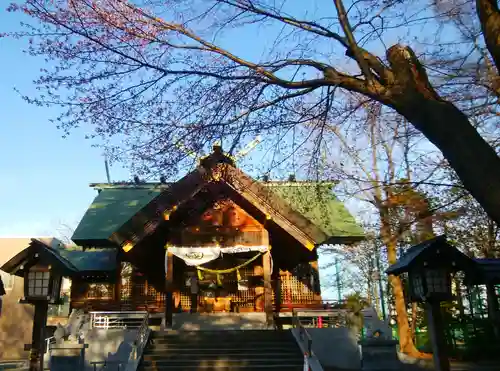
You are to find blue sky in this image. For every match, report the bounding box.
[0,1,342,237]
[0,11,131,236]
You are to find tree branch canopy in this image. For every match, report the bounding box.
[476,0,500,74]
[7,0,500,224]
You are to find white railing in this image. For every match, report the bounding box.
[88,311,150,371]
[292,308,349,328]
[90,311,148,329]
[44,336,56,353]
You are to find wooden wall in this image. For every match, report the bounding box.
[69,259,322,313]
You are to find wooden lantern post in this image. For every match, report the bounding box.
[19,259,62,371]
[26,301,49,371]
[386,235,477,371]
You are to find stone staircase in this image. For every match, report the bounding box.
[139,330,305,370]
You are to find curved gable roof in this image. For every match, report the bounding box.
[72,151,364,250]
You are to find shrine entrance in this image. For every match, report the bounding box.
[171,246,272,314]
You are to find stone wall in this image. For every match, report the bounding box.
[303,328,361,370]
[0,276,33,360]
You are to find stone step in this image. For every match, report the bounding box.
[149,339,296,347]
[150,335,294,342]
[140,365,304,371]
[143,351,304,364]
[139,359,304,368]
[144,347,299,355]
[140,330,304,371]
[151,330,291,339]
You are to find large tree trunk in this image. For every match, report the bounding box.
[476,0,500,73]
[400,99,500,225]
[386,46,500,226]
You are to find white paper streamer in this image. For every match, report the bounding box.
[220,245,268,254]
[168,247,221,266]
[164,250,169,275]
[167,245,269,266]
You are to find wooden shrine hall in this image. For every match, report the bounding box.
[10,146,364,327]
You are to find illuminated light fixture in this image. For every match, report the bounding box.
[172,205,178,211]
[163,211,170,221]
[24,265,62,304]
[265,214,271,220]
[306,241,315,251]
[122,242,134,252]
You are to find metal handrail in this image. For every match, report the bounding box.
[90,360,127,371]
[292,312,313,357]
[129,312,150,362]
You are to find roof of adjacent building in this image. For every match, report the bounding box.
[385,235,477,276]
[471,258,500,284]
[0,238,117,276]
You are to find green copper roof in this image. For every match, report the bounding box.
[72,187,164,245]
[53,244,117,272]
[265,183,364,242]
[72,181,363,246]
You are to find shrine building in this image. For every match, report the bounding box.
[1,145,364,330]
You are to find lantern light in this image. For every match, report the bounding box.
[24,265,62,304]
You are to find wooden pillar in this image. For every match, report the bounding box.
[271,268,282,330]
[263,250,273,327]
[486,282,500,339]
[272,269,281,313]
[28,301,48,371]
[426,301,450,371]
[164,251,174,329]
[115,260,122,311]
[309,261,322,304]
